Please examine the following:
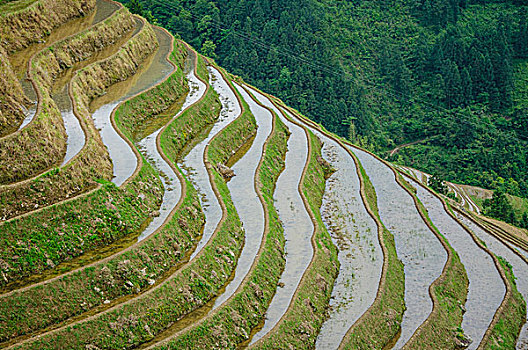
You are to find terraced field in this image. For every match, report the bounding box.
[1,1,527,349]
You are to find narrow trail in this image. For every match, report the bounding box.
[208,82,271,308]
[405,175,505,349]
[179,65,240,260]
[246,88,313,345]
[306,125,383,349]
[454,212,528,349]
[389,138,428,157]
[349,147,447,348]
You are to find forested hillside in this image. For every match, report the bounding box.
[121,0,528,201]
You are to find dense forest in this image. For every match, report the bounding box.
[120,0,528,203]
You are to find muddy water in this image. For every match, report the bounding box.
[136,56,204,242]
[246,87,313,344]
[403,175,505,349]
[349,147,447,349]
[52,85,85,165]
[180,66,239,260]
[206,83,270,308]
[91,26,174,186]
[289,131,382,349]
[453,212,528,349]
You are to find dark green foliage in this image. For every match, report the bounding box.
[522,212,528,229]
[428,174,448,195]
[483,189,516,224]
[116,0,528,203]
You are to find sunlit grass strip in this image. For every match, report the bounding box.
[147,86,289,349]
[0,45,28,136]
[482,256,525,349]
[115,37,189,142]
[252,123,339,349]
[399,170,524,349]
[0,2,131,185]
[339,159,405,350]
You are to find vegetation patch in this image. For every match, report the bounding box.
[0,44,198,344]
[253,128,339,349]
[0,18,161,287]
[116,39,189,142]
[153,88,289,349]
[272,102,404,349]
[159,54,219,161]
[338,158,405,350]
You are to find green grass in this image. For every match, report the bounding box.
[0,39,194,343]
[0,0,39,15]
[0,0,95,59]
[0,17,159,287]
[115,39,189,142]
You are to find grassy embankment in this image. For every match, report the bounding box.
[338,161,404,349]
[397,175,469,349]
[0,0,95,54]
[150,85,290,349]
[0,45,29,136]
[0,39,195,343]
[0,15,160,288]
[115,37,188,142]
[0,6,135,191]
[272,101,405,350]
[9,55,256,350]
[300,113,468,349]
[0,0,104,184]
[251,111,339,349]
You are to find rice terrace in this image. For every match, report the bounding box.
[0,0,528,349]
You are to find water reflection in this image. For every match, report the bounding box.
[405,175,505,349]
[247,87,313,344]
[350,146,446,349]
